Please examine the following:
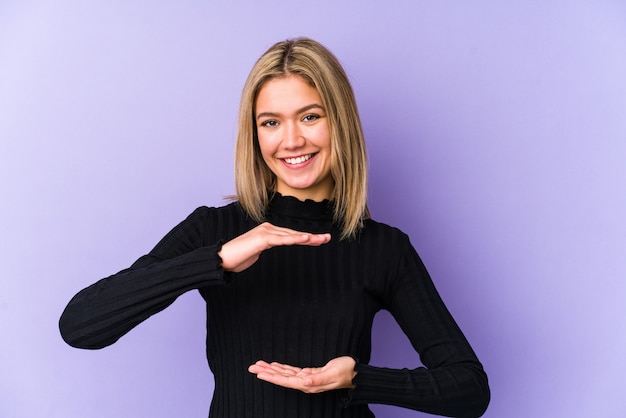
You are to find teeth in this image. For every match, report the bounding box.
[284,154,312,165]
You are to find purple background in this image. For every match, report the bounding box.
[1,1,625,417]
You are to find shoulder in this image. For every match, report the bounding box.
[360,218,411,246]
[148,201,251,255]
[185,201,250,228]
[359,219,431,294]
[185,200,257,240]
[189,201,245,219]
[350,218,414,265]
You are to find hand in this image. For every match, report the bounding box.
[218,222,331,273]
[248,356,356,394]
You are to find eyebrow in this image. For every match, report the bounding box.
[256,104,325,120]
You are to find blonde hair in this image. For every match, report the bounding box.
[235,37,369,239]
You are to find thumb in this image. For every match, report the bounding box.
[302,369,331,387]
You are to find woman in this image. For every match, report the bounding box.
[60,37,490,417]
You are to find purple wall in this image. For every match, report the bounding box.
[1,1,625,417]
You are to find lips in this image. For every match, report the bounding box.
[282,153,314,165]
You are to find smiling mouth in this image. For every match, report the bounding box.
[282,154,314,165]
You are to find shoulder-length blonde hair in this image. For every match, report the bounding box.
[235,37,369,239]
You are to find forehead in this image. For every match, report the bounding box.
[255,75,322,111]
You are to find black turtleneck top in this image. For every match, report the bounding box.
[59,194,489,417]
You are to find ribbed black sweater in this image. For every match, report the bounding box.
[59,194,489,417]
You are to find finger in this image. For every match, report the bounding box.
[254,370,306,390]
[302,370,334,387]
[260,223,321,236]
[298,370,349,393]
[258,223,329,238]
[249,361,301,377]
[248,360,276,373]
[296,367,315,377]
[266,232,331,248]
[304,234,332,245]
[257,223,312,239]
[250,366,340,393]
[268,362,302,374]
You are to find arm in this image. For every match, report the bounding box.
[59,209,332,350]
[59,207,225,349]
[349,235,490,417]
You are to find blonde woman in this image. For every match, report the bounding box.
[60,38,490,417]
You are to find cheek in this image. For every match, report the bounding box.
[319,122,331,146]
[257,137,280,174]
[318,127,332,153]
[304,123,331,149]
[256,133,272,158]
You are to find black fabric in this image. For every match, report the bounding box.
[59,194,489,417]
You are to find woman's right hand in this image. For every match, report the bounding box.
[218,222,331,273]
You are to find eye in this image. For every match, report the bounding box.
[302,114,320,123]
[260,120,278,128]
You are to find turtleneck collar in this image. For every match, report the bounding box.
[268,193,335,221]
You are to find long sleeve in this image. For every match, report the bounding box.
[59,207,227,349]
[348,234,490,417]
[59,195,489,418]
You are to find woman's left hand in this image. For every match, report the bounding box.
[248,356,356,394]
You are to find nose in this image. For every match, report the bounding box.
[282,121,306,149]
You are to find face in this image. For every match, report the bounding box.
[255,75,333,201]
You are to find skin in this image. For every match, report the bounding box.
[217,75,356,393]
[248,357,356,393]
[255,75,334,203]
